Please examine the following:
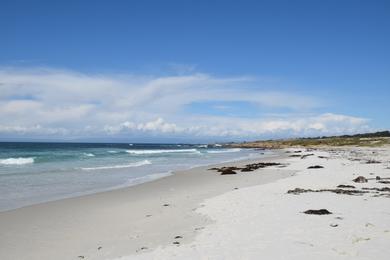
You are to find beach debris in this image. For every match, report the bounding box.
[97,246,102,250]
[146,214,152,217]
[307,165,324,169]
[240,162,282,172]
[220,168,237,175]
[136,247,148,252]
[366,160,381,164]
[287,187,367,196]
[173,241,180,245]
[376,176,381,180]
[362,187,390,192]
[301,153,314,159]
[353,176,368,183]
[335,217,343,220]
[337,185,356,189]
[174,235,183,239]
[289,154,301,157]
[318,156,328,159]
[234,187,239,190]
[303,209,332,215]
[379,180,390,184]
[288,188,314,194]
[78,256,85,259]
[209,162,283,174]
[163,203,170,207]
[194,227,205,231]
[330,223,339,227]
[352,237,370,244]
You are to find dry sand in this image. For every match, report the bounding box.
[119,146,390,260]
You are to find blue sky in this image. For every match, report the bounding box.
[0,0,389,142]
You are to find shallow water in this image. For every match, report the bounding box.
[0,142,270,211]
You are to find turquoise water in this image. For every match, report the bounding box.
[0,142,269,211]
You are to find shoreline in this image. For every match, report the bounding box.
[0,150,293,260]
[0,149,273,213]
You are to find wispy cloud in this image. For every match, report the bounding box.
[0,67,370,140]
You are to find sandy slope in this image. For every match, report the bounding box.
[0,152,292,260]
[119,147,390,260]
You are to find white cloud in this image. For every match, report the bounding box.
[0,67,371,140]
[102,113,369,138]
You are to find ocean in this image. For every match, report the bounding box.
[0,142,270,212]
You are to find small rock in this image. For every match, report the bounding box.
[376,176,381,180]
[78,256,85,259]
[163,203,170,207]
[353,176,368,183]
[173,241,180,245]
[97,246,102,250]
[174,235,183,239]
[330,223,339,227]
[303,209,332,215]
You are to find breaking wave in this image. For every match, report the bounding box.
[0,157,35,165]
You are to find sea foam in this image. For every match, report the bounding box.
[126,149,199,155]
[81,159,151,170]
[0,157,35,165]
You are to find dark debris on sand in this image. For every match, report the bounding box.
[307,165,324,169]
[366,160,381,164]
[301,153,315,159]
[337,184,356,189]
[209,162,283,175]
[287,187,368,196]
[303,209,332,215]
[362,187,390,192]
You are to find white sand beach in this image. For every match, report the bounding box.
[1,147,390,260]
